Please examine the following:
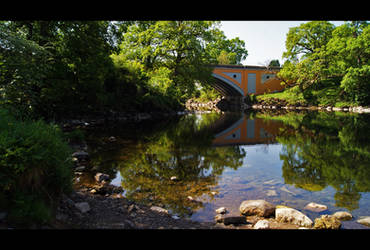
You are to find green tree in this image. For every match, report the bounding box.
[326,22,370,104]
[112,21,248,103]
[279,21,335,91]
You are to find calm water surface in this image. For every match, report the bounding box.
[85,111,370,229]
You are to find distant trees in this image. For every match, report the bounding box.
[278,21,370,105]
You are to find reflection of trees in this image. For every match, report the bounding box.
[268,111,370,211]
[116,113,246,217]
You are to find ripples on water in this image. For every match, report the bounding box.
[85,111,370,229]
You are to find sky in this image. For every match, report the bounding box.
[220,21,345,66]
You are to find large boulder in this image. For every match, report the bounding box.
[275,207,313,227]
[239,199,275,217]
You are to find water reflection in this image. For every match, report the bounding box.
[265,111,370,211]
[87,111,370,225]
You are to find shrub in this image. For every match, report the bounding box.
[0,108,73,226]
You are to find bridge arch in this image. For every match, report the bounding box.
[211,73,244,97]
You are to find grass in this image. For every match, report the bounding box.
[256,84,358,108]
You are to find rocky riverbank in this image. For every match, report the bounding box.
[251,98,370,113]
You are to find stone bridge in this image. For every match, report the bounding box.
[211,65,284,97]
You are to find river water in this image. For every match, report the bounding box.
[85,110,370,229]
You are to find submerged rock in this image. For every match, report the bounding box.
[275,207,313,227]
[223,216,248,225]
[332,211,352,221]
[304,202,328,212]
[239,199,275,217]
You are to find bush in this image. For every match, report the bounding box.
[0,108,73,226]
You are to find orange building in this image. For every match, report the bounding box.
[211,65,284,96]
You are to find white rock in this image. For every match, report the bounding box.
[170,176,178,181]
[357,216,370,227]
[215,207,227,214]
[75,202,90,213]
[304,202,328,212]
[254,219,270,229]
[332,211,352,221]
[275,207,313,227]
[150,206,169,214]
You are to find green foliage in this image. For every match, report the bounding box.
[0,108,73,226]
[113,21,247,103]
[1,20,248,118]
[278,21,370,106]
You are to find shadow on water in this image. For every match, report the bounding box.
[85,110,370,228]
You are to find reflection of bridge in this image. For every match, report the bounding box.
[211,65,284,97]
[212,114,283,146]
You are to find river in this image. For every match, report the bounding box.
[82,110,370,229]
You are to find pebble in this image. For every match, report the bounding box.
[150,206,169,214]
[74,202,90,213]
[215,207,227,214]
[266,189,277,197]
[253,219,270,229]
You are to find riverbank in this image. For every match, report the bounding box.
[250,97,370,113]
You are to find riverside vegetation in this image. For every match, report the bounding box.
[0,20,369,228]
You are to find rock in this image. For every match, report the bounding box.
[95,173,110,182]
[275,207,313,227]
[108,136,117,142]
[75,166,86,171]
[356,216,370,227]
[239,199,275,217]
[280,186,296,196]
[332,211,352,221]
[170,176,179,181]
[254,219,270,229]
[75,202,90,213]
[72,151,89,160]
[215,207,227,214]
[304,202,328,212]
[150,206,169,214]
[214,214,224,223]
[223,216,248,225]
[266,189,277,197]
[313,215,341,229]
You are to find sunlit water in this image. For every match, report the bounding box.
[85,111,370,229]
